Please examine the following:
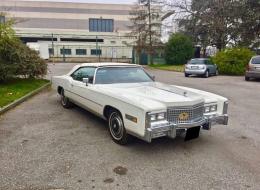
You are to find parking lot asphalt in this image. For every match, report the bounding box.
[0,63,260,190]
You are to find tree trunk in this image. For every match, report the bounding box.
[148,0,153,65]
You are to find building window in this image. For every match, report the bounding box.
[89,18,114,32]
[60,48,71,55]
[111,41,116,44]
[0,16,5,24]
[91,49,102,55]
[48,48,54,56]
[76,49,87,55]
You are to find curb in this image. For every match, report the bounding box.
[0,82,51,115]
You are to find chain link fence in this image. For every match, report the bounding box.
[47,44,133,63]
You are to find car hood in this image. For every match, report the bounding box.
[97,82,221,111]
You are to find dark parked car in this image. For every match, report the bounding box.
[184,58,218,78]
[245,56,260,81]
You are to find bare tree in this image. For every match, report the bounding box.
[165,0,260,50]
[128,1,162,64]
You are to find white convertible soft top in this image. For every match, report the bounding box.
[80,62,138,67]
[67,62,140,75]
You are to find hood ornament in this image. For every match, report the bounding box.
[183,91,188,97]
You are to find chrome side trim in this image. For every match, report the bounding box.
[65,89,103,107]
[69,98,105,120]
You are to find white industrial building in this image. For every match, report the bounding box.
[0,0,137,62]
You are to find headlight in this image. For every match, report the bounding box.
[150,114,156,121]
[148,112,166,122]
[205,106,210,113]
[204,104,217,113]
[210,105,217,112]
[157,112,166,120]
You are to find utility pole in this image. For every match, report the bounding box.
[99,46,101,62]
[96,35,99,62]
[62,45,65,62]
[51,33,54,65]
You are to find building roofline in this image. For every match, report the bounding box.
[3,0,135,8]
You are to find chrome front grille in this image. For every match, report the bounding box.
[167,103,204,124]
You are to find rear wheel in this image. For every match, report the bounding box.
[204,70,209,78]
[215,69,219,76]
[185,73,190,77]
[245,76,250,81]
[108,110,128,145]
[60,89,72,108]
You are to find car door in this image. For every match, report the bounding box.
[206,60,215,74]
[70,67,103,114]
[209,60,218,74]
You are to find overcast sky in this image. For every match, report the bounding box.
[19,0,137,4]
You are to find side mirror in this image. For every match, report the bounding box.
[82,78,89,86]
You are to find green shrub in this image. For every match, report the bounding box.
[211,48,255,75]
[0,19,47,82]
[0,39,47,82]
[165,33,194,65]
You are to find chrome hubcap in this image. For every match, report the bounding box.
[109,113,123,140]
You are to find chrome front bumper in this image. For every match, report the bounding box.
[206,114,228,126]
[142,114,228,143]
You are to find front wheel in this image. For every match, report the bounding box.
[108,110,128,145]
[245,76,250,81]
[185,73,190,77]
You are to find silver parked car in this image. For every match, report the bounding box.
[245,55,260,81]
[185,58,218,78]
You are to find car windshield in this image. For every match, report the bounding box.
[95,67,153,84]
[189,59,206,65]
[252,57,260,64]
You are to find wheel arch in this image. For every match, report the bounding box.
[57,86,63,95]
[103,105,123,120]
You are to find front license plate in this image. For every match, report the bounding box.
[185,126,200,141]
[191,66,198,69]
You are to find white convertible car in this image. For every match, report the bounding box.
[52,63,228,145]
